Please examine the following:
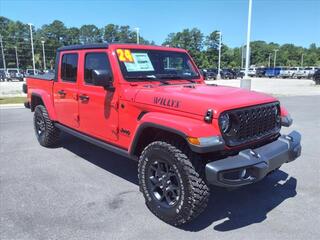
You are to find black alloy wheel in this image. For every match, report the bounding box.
[147,159,181,208]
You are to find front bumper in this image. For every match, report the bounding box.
[205,131,301,187]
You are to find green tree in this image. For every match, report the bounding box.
[163,28,204,66]
[79,24,101,44]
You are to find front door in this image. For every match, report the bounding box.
[78,50,118,141]
[53,52,79,128]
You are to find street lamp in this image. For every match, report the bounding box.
[0,35,6,69]
[217,31,222,79]
[134,27,140,44]
[14,46,19,69]
[28,23,36,74]
[268,53,272,67]
[273,49,279,68]
[241,0,253,89]
[41,40,46,70]
[241,44,245,69]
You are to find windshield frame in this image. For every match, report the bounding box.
[116,48,201,82]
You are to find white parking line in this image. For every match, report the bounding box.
[0,104,25,110]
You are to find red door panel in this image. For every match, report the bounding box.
[78,50,119,141]
[53,52,79,129]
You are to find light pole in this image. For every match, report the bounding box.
[14,46,19,69]
[134,27,140,44]
[241,44,245,69]
[241,0,253,89]
[41,40,46,70]
[268,53,271,67]
[28,23,36,74]
[0,35,6,69]
[301,53,304,67]
[273,49,279,68]
[217,31,222,79]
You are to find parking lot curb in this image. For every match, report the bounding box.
[0,103,25,109]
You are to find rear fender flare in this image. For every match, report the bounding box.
[31,90,57,120]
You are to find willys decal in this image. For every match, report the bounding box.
[154,97,180,108]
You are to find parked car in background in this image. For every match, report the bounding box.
[256,67,266,77]
[265,67,281,78]
[25,69,40,76]
[221,69,236,79]
[294,68,308,79]
[6,68,24,81]
[199,69,207,79]
[279,67,293,78]
[313,69,320,85]
[233,69,244,78]
[206,68,218,80]
[247,67,256,77]
[304,67,318,79]
[0,69,6,81]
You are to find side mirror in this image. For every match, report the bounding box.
[92,69,114,90]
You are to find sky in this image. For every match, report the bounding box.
[1,0,319,48]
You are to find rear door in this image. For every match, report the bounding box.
[53,52,79,128]
[78,50,118,141]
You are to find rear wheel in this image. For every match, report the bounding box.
[34,105,60,147]
[138,141,209,226]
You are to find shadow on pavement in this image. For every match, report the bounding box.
[59,132,139,185]
[182,170,297,232]
[58,132,297,232]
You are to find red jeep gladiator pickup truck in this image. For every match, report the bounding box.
[24,43,301,226]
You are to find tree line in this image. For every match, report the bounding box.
[1,16,319,70]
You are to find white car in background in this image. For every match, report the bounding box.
[294,68,309,79]
[25,69,40,76]
[304,67,318,79]
[247,67,256,77]
[6,68,24,81]
[279,67,298,78]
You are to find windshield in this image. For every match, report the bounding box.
[8,69,18,73]
[116,49,200,81]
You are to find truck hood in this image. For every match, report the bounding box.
[134,84,277,117]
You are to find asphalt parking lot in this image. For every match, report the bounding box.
[1,95,320,240]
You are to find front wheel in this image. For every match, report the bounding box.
[34,105,60,147]
[138,141,209,226]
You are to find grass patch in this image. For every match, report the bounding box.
[0,97,27,104]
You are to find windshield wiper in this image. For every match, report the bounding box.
[125,75,170,85]
[126,75,157,80]
[156,74,196,83]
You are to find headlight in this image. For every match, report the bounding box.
[220,113,231,133]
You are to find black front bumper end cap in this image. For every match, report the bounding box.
[205,131,302,188]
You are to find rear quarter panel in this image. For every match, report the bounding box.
[26,77,57,120]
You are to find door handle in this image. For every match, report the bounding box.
[57,90,66,96]
[79,94,89,102]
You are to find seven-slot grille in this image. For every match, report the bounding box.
[221,102,281,146]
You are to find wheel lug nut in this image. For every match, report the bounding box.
[167,180,171,184]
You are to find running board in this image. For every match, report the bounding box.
[54,123,133,159]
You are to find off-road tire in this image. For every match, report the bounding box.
[138,141,209,226]
[34,105,60,147]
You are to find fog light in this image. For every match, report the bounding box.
[240,169,247,178]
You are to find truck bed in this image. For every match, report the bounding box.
[26,75,55,109]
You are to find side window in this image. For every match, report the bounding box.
[61,53,78,82]
[84,52,111,84]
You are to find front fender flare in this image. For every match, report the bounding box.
[129,112,222,156]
